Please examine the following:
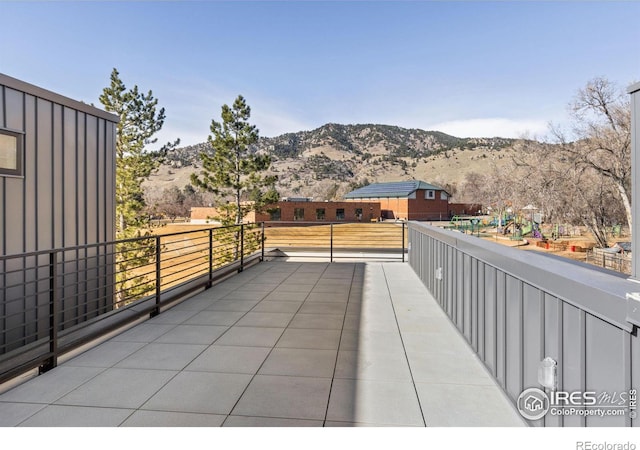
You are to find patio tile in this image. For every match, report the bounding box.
[326,378,424,426]
[214,326,284,347]
[206,300,260,312]
[276,328,342,350]
[142,371,252,415]
[334,350,412,382]
[232,375,332,420]
[18,405,133,427]
[185,345,271,374]
[268,285,314,295]
[223,415,323,427]
[263,291,309,302]
[65,341,146,368]
[235,312,295,328]
[259,348,337,378]
[339,330,404,353]
[222,291,269,301]
[407,351,494,385]
[415,383,525,427]
[110,323,175,343]
[298,302,347,315]
[289,313,344,330]
[184,310,245,326]
[307,291,350,302]
[0,402,46,426]
[55,368,177,409]
[115,343,207,370]
[154,324,228,345]
[146,309,199,325]
[0,366,104,404]
[121,410,226,427]
[252,301,303,313]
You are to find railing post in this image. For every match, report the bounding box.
[330,223,334,263]
[41,251,59,374]
[261,222,265,262]
[152,235,161,317]
[207,228,213,288]
[402,222,406,262]
[239,224,244,273]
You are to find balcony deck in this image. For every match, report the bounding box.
[0,260,524,427]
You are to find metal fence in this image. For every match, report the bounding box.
[263,221,407,261]
[0,223,263,384]
[408,222,640,427]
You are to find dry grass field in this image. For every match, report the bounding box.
[120,222,406,302]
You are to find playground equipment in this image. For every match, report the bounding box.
[447,215,482,236]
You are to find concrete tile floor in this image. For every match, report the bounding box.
[0,261,526,427]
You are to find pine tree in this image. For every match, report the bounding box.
[191,95,278,264]
[191,95,278,226]
[99,68,179,304]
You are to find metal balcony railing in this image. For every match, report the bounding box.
[0,223,264,384]
[0,221,407,384]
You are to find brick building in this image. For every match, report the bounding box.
[190,200,381,224]
[344,180,451,221]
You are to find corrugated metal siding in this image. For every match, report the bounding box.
[0,75,117,351]
[408,223,639,427]
[0,83,116,255]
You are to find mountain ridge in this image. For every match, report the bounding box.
[146,123,520,202]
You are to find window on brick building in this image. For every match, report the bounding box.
[294,208,305,221]
[425,190,435,200]
[355,208,363,221]
[269,208,281,221]
[316,208,325,220]
[336,208,345,220]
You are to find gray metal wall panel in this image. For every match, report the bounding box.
[463,254,472,341]
[523,284,544,428]
[53,104,63,249]
[496,270,506,388]
[23,95,35,254]
[4,88,25,255]
[446,245,453,315]
[36,98,53,249]
[477,262,485,360]
[505,275,523,401]
[63,108,77,247]
[408,222,640,427]
[632,333,640,427]
[85,115,98,246]
[76,114,86,246]
[562,303,586,426]
[106,123,115,242]
[585,315,627,426]
[484,265,497,377]
[544,293,563,427]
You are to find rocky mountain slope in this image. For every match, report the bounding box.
[145,123,519,202]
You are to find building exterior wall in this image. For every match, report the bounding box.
[346,189,449,220]
[191,201,381,224]
[0,74,118,350]
[449,203,483,217]
[0,74,117,254]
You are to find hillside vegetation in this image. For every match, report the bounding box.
[145,123,518,202]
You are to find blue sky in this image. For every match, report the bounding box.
[1,1,639,147]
